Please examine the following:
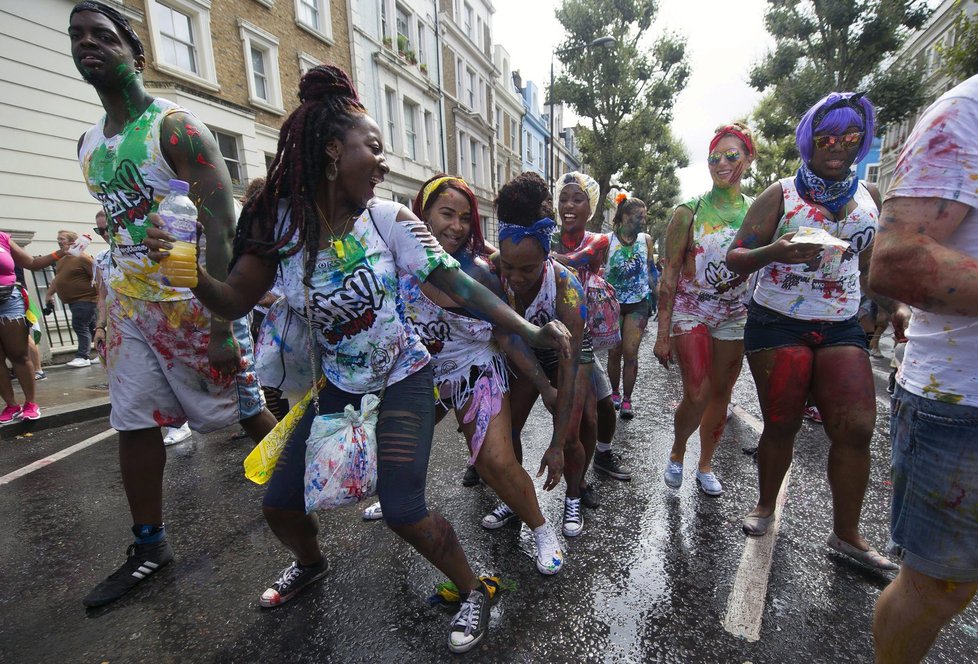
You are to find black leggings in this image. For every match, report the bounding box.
[262,365,436,526]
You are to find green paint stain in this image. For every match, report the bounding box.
[922,374,964,404]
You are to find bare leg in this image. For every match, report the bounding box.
[507,370,540,465]
[241,408,278,443]
[607,343,623,394]
[668,325,713,463]
[745,346,813,518]
[27,337,41,373]
[874,566,978,663]
[696,338,744,472]
[562,365,591,498]
[118,428,167,524]
[620,310,649,399]
[262,506,323,566]
[0,320,34,403]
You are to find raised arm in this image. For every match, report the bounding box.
[552,233,609,271]
[9,241,66,272]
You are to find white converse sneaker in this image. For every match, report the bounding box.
[361,502,383,520]
[562,497,583,537]
[533,522,564,575]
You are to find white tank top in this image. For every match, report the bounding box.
[78,98,191,302]
[501,258,558,327]
[751,177,877,321]
[605,232,651,304]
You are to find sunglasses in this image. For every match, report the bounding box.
[707,149,742,165]
[93,226,108,236]
[813,131,864,150]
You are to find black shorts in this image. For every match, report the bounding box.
[743,301,868,355]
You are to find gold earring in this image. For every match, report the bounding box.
[327,160,339,181]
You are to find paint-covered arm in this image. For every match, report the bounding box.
[870,196,978,316]
[426,265,571,357]
[726,182,821,275]
[494,330,557,412]
[646,234,658,296]
[653,205,691,367]
[552,233,610,272]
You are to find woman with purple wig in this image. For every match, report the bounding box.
[725,92,898,571]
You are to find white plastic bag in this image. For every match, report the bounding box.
[303,393,380,512]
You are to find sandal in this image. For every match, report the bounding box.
[742,512,775,537]
[827,532,899,571]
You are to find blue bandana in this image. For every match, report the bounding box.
[498,218,557,253]
[795,163,858,216]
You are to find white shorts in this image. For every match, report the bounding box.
[670,311,746,342]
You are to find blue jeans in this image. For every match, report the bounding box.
[889,385,978,582]
[69,300,96,359]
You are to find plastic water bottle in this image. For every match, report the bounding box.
[68,234,92,256]
[157,178,198,288]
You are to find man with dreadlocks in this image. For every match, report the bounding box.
[144,65,570,653]
[69,2,276,608]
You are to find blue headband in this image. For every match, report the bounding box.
[498,218,556,253]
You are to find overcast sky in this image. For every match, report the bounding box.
[492,0,775,200]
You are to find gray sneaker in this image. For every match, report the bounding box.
[664,460,683,489]
[695,470,724,496]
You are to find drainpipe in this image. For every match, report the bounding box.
[434,0,447,172]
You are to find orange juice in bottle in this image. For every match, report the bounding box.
[158,178,199,288]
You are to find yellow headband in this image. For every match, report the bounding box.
[421,176,468,211]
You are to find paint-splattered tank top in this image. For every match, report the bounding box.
[605,232,651,304]
[674,191,754,326]
[78,98,191,302]
[751,178,877,321]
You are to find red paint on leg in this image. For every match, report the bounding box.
[766,347,813,423]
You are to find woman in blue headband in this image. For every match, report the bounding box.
[490,172,592,538]
[726,92,897,571]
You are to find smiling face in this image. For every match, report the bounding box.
[809,124,862,180]
[558,184,591,236]
[330,115,390,209]
[425,188,472,255]
[708,135,751,189]
[68,10,143,89]
[499,237,547,299]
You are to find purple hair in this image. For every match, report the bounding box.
[796,92,876,165]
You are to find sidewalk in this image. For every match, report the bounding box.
[3,361,110,438]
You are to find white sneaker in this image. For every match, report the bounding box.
[533,522,564,575]
[362,502,383,520]
[66,357,91,368]
[163,422,192,446]
[562,497,583,537]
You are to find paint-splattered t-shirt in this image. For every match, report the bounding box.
[605,232,652,304]
[751,179,876,321]
[887,75,978,407]
[78,99,190,302]
[276,200,459,394]
[674,192,754,326]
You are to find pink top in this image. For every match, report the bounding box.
[0,233,18,286]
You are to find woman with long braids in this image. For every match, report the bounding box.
[604,194,656,423]
[489,172,591,538]
[361,174,565,575]
[726,93,897,570]
[655,122,756,497]
[144,66,570,653]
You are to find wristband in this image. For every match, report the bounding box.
[50,251,61,260]
[96,325,107,331]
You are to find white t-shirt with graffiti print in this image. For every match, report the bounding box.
[276,200,459,393]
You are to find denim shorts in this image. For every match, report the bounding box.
[888,385,978,582]
[743,301,868,354]
[0,287,26,323]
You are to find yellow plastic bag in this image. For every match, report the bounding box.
[244,381,321,485]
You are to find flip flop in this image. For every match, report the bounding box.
[742,513,775,537]
[827,532,899,571]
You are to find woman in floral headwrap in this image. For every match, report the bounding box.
[726,94,897,571]
[656,122,756,498]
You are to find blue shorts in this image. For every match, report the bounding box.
[743,301,868,355]
[889,385,978,582]
[0,287,26,323]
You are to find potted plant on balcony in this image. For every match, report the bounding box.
[405,50,418,65]
[397,34,409,57]
[420,63,429,76]
[382,36,392,49]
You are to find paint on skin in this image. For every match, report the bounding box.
[764,347,813,424]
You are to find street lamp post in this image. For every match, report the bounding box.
[548,35,615,190]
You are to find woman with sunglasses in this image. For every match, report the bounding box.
[726,93,897,570]
[655,122,756,497]
[361,174,565,575]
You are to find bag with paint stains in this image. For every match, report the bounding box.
[254,296,314,395]
[303,393,380,512]
[243,381,321,484]
[585,273,621,351]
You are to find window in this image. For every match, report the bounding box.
[211,129,242,185]
[239,20,284,113]
[395,4,410,49]
[467,68,476,108]
[403,100,418,160]
[380,0,389,40]
[394,194,412,207]
[423,111,434,163]
[463,2,473,38]
[417,23,427,67]
[526,131,533,161]
[470,139,479,185]
[495,106,502,138]
[298,52,320,76]
[456,56,463,97]
[496,163,502,187]
[264,153,275,172]
[510,119,517,151]
[294,0,333,42]
[865,163,880,184]
[458,131,466,177]
[148,0,217,89]
[155,2,197,73]
[385,88,397,148]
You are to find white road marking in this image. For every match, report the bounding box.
[0,428,116,486]
[722,405,791,642]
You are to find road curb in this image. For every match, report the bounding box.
[0,399,111,439]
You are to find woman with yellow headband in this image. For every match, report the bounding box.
[361,174,566,576]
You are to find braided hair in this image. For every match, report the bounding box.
[412,174,486,257]
[494,172,553,227]
[612,196,647,231]
[233,65,365,285]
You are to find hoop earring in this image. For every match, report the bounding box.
[326,160,339,182]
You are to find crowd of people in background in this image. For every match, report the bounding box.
[4,2,969,661]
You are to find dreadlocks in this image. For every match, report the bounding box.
[233,64,365,285]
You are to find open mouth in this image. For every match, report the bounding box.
[79,54,103,66]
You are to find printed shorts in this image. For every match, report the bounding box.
[105,291,264,433]
[888,385,978,582]
[671,310,746,342]
[743,301,867,354]
[437,359,508,465]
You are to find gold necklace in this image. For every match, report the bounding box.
[315,199,352,259]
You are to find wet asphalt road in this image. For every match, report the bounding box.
[2,338,977,663]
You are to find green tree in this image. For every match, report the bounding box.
[741,93,801,196]
[618,122,688,245]
[750,0,931,131]
[551,0,689,231]
[937,1,978,80]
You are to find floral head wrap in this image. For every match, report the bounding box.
[558,171,600,215]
